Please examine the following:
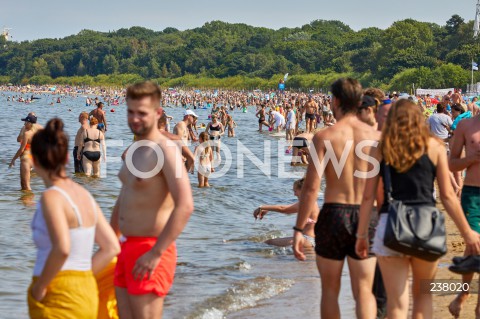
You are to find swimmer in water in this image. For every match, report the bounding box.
[253,178,318,248]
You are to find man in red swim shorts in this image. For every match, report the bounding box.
[111,81,194,318]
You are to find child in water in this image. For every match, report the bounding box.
[225,114,237,137]
[194,132,214,187]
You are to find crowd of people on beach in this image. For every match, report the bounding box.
[5,78,480,319]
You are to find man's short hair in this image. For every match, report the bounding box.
[331,78,363,114]
[126,81,162,107]
[436,103,446,113]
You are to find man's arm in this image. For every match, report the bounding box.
[449,121,476,172]
[152,140,193,255]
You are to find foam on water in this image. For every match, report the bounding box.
[187,277,294,319]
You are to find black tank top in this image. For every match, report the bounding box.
[379,154,436,214]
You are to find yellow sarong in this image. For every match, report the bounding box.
[95,258,119,319]
[28,270,98,319]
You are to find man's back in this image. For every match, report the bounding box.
[428,113,452,139]
[314,115,380,205]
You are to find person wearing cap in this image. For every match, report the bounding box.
[357,95,379,128]
[17,112,42,143]
[174,109,198,145]
[9,114,37,190]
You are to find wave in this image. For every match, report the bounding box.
[187,276,294,319]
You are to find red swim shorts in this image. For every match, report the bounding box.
[114,237,177,297]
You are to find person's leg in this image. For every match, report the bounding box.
[128,293,164,319]
[20,159,31,191]
[316,256,344,319]
[372,263,387,319]
[378,256,410,319]
[93,160,100,177]
[83,156,93,176]
[347,257,377,319]
[204,176,210,187]
[291,147,299,165]
[448,256,473,318]
[198,172,204,188]
[476,277,480,319]
[410,257,438,319]
[115,287,133,319]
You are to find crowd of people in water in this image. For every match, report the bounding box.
[5,79,480,319]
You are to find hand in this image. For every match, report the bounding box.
[355,238,369,259]
[463,230,480,256]
[293,231,306,261]
[9,159,15,168]
[132,249,161,281]
[103,156,107,162]
[77,154,81,161]
[31,283,47,302]
[253,207,267,220]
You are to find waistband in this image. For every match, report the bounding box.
[322,203,360,210]
[463,186,480,193]
[32,270,94,279]
[122,236,159,243]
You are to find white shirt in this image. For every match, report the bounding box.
[428,113,452,139]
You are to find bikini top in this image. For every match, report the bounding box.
[84,130,101,144]
[31,186,97,276]
[209,123,221,131]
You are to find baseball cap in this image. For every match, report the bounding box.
[21,114,37,123]
[359,95,376,109]
[184,110,198,118]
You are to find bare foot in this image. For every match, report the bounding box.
[449,292,470,318]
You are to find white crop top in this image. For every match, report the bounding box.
[31,186,97,276]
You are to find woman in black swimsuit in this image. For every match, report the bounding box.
[256,105,270,132]
[77,117,105,177]
[205,114,224,160]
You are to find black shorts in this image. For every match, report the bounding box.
[306,113,315,120]
[315,203,377,260]
[258,117,265,124]
[293,137,308,149]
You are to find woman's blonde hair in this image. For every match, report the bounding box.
[380,99,431,173]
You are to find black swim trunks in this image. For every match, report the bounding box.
[258,116,265,124]
[293,137,308,149]
[306,113,315,120]
[314,203,377,260]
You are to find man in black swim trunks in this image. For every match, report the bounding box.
[304,96,318,133]
[293,78,380,319]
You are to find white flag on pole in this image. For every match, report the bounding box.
[473,62,479,71]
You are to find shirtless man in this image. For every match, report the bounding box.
[256,105,270,131]
[293,78,379,319]
[89,102,107,132]
[173,109,197,144]
[469,97,479,116]
[305,96,318,133]
[111,81,194,319]
[425,94,432,108]
[451,88,462,105]
[73,112,89,173]
[448,112,480,319]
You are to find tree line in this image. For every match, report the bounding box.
[0,14,479,91]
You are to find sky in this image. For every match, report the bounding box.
[2,0,478,41]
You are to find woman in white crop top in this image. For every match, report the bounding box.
[28,118,120,319]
